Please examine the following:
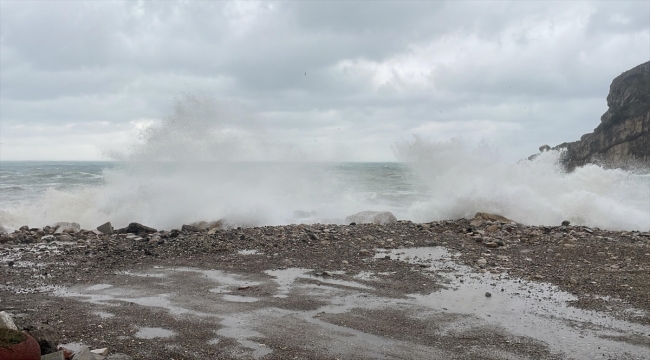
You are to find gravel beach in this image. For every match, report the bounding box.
[1,216,649,359]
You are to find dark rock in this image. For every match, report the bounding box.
[561,220,571,226]
[24,323,59,355]
[182,224,201,232]
[485,292,492,297]
[19,225,29,231]
[552,61,650,170]
[121,223,157,235]
[97,222,114,234]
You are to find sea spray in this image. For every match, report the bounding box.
[1,96,648,231]
[395,136,650,230]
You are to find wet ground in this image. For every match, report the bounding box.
[1,220,650,359]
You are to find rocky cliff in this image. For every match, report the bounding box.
[550,61,650,170]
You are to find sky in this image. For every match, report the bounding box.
[0,1,648,162]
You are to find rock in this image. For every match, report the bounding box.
[41,351,66,360]
[0,311,18,330]
[97,222,114,235]
[25,323,59,355]
[71,346,95,360]
[476,258,487,266]
[41,235,55,242]
[120,223,157,235]
[91,348,109,356]
[551,61,650,170]
[53,222,80,234]
[181,224,201,232]
[190,220,223,231]
[470,212,516,227]
[58,234,73,242]
[539,144,551,152]
[19,225,29,231]
[484,242,499,248]
[345,211,397,225]
[561,220,571,226]
[485,292,492,297]
[486,225,499,232]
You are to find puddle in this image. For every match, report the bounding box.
[135,327,175,339]
[222,294,259,303]
[93,310,115,319]
[49,258,650,360]
[375,247,650,358]
[265,268,373,298]
[217,314,273,359]
[87,284,113,291]
[238,249,262,255]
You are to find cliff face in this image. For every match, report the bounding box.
[553,61,650,170]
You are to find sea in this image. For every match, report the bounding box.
[1,154,649,232]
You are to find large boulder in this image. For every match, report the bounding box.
[119,223,157,234]
[540,61,650,170]
[345,211,397,225]
[52,222,80,234]
[469,212,517,227]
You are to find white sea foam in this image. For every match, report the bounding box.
[396,137,650,230]
[0,96,648,231]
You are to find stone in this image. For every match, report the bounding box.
[25,323,59,355]
[190,220,223,231]
[470,212,516,226]
[58,234,73,242]
[181,224,201,232]
[41,235,55,242]
[97,222,114,235]
[485,292,492,297]
[91,348,109,356]
[72,346,95,360]
[0,311,18,330]
[120,223,157,235]
[548,61,650,170]
[484,242,499,248]
[561,220,571,226]
[41,351,66,360]
[476,258,487,265]
[53,222,80,234]
[19,225,29,231]
[345,211,397,225]
[486,225,499,232]
[539,144,551,152]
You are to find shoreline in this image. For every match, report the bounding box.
[2,216,650,359]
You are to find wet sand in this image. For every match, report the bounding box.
[1,219,649,359]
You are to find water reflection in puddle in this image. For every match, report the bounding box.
[135,327,175,339]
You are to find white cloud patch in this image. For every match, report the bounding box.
[0,1,648,161]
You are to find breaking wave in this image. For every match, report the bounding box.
[1,95,648,231]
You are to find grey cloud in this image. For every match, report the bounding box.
[0,1,648,161]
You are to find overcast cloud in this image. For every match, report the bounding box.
[1,1,648,161]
